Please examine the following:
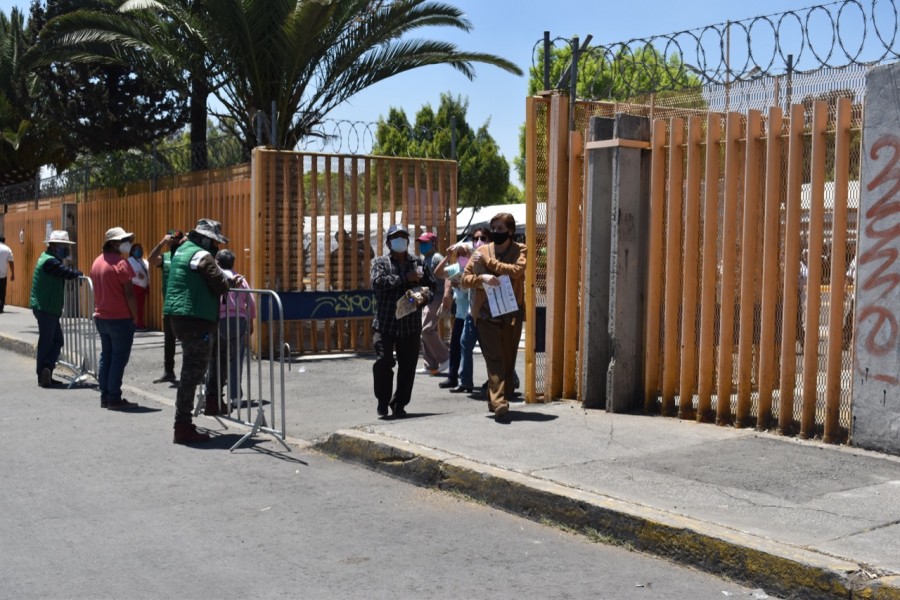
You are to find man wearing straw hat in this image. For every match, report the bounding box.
[165,218,243,444]
[30,230,82,388]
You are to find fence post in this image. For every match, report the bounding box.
[851,62,900,455]
[579,116,614,408]
[606,113,652,412]
[543,31,550,92]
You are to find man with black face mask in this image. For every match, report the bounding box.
[30,230,83,387]
[164,219,243,444]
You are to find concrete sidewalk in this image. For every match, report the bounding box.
[2,305,900,600]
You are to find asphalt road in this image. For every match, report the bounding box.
[0,347,778,599]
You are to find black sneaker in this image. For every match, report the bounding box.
[154,372,177,383]
[438,379,458,389]
[107,398,140,411]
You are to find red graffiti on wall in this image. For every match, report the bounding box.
[859,134,900,385]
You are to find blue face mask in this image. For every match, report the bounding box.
[419,243,433,255]
[133,249,143,258]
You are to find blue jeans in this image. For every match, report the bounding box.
[33,309,63,380]
[94,318,135,403]
[458,315,479,388]
[447,317,465,384]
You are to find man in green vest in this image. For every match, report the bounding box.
[148,228,185,383]
[30,230,83,387]
[164,219,242,444]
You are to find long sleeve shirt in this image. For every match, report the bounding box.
[370,251,435,336]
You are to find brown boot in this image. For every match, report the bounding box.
[173,422,211,444]
[204,394,223,416]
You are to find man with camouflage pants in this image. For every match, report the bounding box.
[164,219,242,444]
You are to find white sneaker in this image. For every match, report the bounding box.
[415,366,431,374]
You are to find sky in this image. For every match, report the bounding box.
[1,0,848,180]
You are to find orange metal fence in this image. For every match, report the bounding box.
[644,99,858,441]
[250,149,457,354]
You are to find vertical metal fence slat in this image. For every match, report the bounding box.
[737,110,763,425]
[644,119,668,412]
[824,98,853,443]
[757,106,785,429]
[800,102,829,438]
[716,112,743,425]
[697,114,722,421]
[779,104,807,434]
[662,118,685,414]
[679,116,704,417]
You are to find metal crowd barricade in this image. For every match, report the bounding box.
[59,275,98,387]
[201,288,290,452]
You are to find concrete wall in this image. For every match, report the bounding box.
[851,62,900,454]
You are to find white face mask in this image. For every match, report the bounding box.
[119,241,133,255]
[389,237,408,253]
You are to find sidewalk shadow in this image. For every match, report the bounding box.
[110,406,163,414]
[380,412,442,421]
[488,410,559,425]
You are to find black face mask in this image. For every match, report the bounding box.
[490,231,510,245]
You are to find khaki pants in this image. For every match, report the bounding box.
[476,314,523,411]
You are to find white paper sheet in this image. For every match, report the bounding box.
[484,275,518,317]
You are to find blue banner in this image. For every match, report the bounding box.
[259,290,376,321]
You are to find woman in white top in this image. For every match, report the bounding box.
[127,243,150,330]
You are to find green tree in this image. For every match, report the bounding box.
[28,0,189,163]
[32,0,522,170]
[0,6,67,186]
[373,92,512,210]
[513,42,703,184]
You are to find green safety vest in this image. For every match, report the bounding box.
[30,252,65,316]
[163,240,220,322]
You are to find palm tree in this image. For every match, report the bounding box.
[1,7,66,186]
[31,0,522,168]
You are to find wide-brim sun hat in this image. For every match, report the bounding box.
[44,230,76,245]
[105,227,134,242]
[193,218,229,244]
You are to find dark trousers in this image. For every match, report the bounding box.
[207,317,248,402]
[0,276,7,312]
[447,317,465,384]
[33,309,63,380]
[163,314,176,374]
[171,317,215,424]
[373,331,421,411]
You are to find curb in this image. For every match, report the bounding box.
[0,332,36,359]
[315,429,900,600]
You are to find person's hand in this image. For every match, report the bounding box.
[471,253,484,265]
[406,270,421,283]
[230,275,245,288]
[481,274,500,287]
[441,295,453,310]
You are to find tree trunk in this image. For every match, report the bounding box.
[190,76,208,172]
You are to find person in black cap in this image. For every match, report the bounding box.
[148,228,185,383]
[164,218,243,444]
[370,224,436,418]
